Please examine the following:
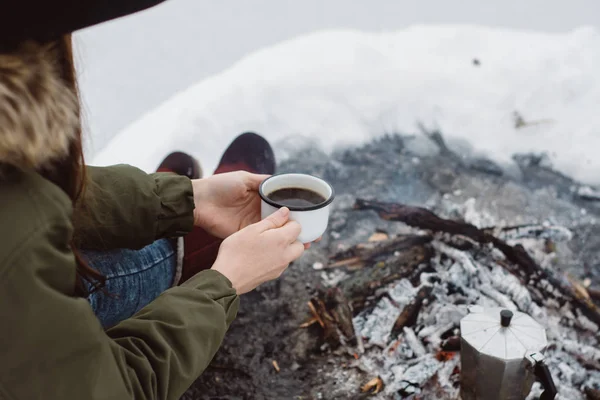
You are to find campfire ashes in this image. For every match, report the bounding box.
[184,133,600,400]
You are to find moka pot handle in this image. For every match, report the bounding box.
[534,360,557,400]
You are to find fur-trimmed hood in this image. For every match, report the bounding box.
[0,41,79,170]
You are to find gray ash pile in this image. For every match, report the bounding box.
[184,133,600,400]
[313,198,599,399]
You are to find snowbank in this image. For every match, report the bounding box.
[92,25,600,183]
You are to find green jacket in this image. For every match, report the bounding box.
[0,164,239,400]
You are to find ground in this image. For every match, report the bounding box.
[181,134,600,400]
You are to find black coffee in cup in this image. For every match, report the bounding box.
[267,187,326,208]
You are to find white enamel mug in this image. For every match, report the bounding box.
[259,173,335,243]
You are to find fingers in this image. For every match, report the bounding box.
[278,220,302,243]
[286,241,305,261]
[256,207,289,232]
[245,173,271,191]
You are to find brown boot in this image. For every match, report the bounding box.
[178,132,276,283]
[156,151,202,179]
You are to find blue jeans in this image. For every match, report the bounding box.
[81,239,177,329]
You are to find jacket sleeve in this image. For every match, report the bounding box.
[0,215,239,400]
[73,165,195,250]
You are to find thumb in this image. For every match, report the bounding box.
[258,207,290,232]
[245,173,271,191]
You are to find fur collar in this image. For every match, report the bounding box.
[0,41,78,170]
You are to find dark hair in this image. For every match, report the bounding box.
[39,35,106,297]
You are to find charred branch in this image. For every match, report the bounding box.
[354,198,600,327]
[328,234,432,268]
[329,238,434,313]
[391,286,434,337]
[586,387,600,400]
[307,288,356,349]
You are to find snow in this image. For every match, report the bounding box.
[93,25,600,183]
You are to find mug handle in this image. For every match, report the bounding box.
[531,355,557,400]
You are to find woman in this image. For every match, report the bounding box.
[0,1,307,399]
[85,131,285,329]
